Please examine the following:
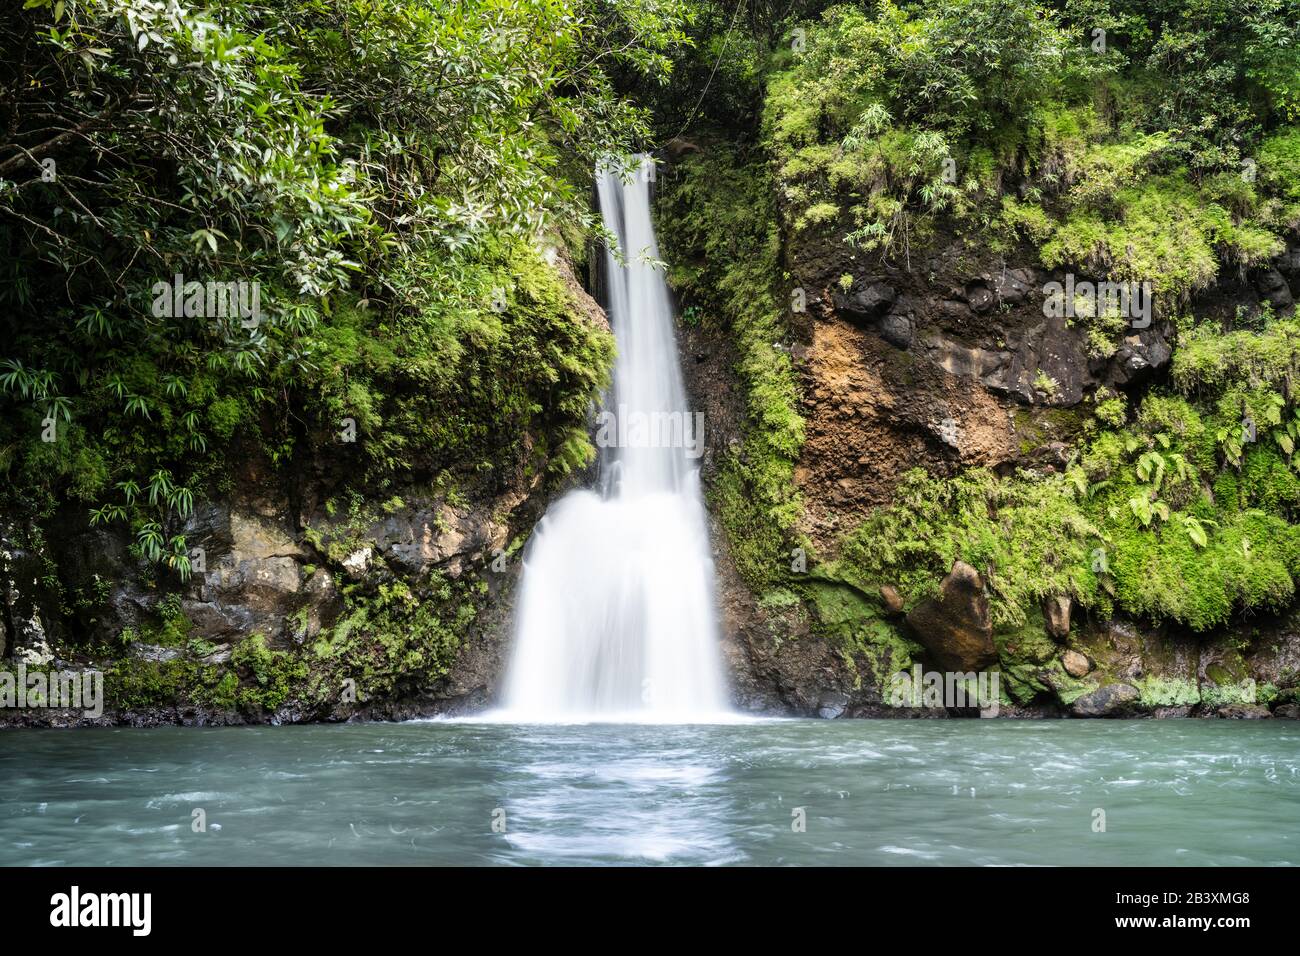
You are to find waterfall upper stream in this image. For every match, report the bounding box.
[498,158,729,721]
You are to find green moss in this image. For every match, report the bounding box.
[807,580,875,630]
[997,660,1052,704]
[1041,661,1098,706]
[833,307,1300,633]
[1106,509,1300,631]
[993,614,1059,703]
[303,573,476,706]
[836,468,1103,629]
[104,657,192,711]
[804,580,920,683]
[1201,678,1263,707]
[1172,316,1300,394]
[205,671,241,710]
[227,633,307,711]
[659,145,805,590]
[1041,171,1281,304]
[996,615,1058,665]
[107,596,194,652]
[1257,126,1300,212]
[762,6,1296,343]
[1015,407,1086,454]
[1205,659,1245,685]
[98,561,485,716]
[757,588,802,612]
[1134,675,1202,708]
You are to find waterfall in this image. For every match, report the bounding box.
[498,156,729,721]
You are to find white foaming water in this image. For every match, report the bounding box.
[497,157,729,722]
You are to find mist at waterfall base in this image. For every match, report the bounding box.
[496,159,729,722]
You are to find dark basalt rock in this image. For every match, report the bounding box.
[964,283,995,313]
[934,298,974,322]
[1108,329,1174,388]
[1217,703,1273,719]
[831,280,897,324]
[1070,683,1140,717]
[1253,266,1294,310]
[992,268,1034,305]
[878,310,914,349]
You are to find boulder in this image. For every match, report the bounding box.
[878,311,913,349]
[1070,683,1140,717]
[964,283,995,313]
[1273,702,1300,719]
[832,281,896,325]
[905,561,997,672]
[1108,330,1173,388]
[1043,595,1072,639]
[341,547,373,578]
[992,269,1033,305]
[934,298,973,322]
[1217,703,1272,719]
[1062,649,1091,678]
[816,691,850,719]
[369,503,500,578]
[1253,266,1294,310]
[177,503,310,641]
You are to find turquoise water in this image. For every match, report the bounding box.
[2,719,1297,866]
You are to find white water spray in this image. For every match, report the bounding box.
[498,157,729,721]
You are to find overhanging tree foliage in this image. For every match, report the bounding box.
[0,0,689,573]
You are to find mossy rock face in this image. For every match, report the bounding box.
[994,612,1059,703]
[1001,654,1098,707]
[1070,682,1142,717]
[1014,406,1087,455]
[805,580,920,684]
[1000,660,1052,704]
[659,147,804,595]
[807,578,877,628]
[1205,661,1244,685]
[93,565,489,721]
[1041,660,1099,706]
[1199,645,1262,706]
[996,612,1057,665]
[104,657,192,711]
